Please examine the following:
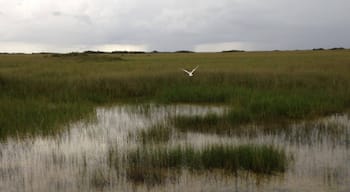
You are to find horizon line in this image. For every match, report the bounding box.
[0,47,348,54]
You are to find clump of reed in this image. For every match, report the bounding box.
[0,97,94,139]
[90,169,111,189]
[123,144,288,184]
[173,114,227,134]
[135,125,173,144]
[172,87,349,135]
[157,85,231,103]
[125,167,171,186]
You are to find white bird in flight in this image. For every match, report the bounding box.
[181,65,199,77]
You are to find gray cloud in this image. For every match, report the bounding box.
[0,0,349,52]
[73,14,92,25]
[52,11,91,24]
[52,11,61,16]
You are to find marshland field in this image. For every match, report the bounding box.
[1,50,350,191]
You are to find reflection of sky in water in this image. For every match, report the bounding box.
[0,105,349,192]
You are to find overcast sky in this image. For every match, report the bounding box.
[0,0,349,53]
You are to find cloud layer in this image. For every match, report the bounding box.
[0,0,349,52]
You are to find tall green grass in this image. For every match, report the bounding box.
[1,50,350,137]
[173,87,349,134]
[0,97,93,139]
[173,113,226,134]
[134,125,173,144]
[122,144,288,184]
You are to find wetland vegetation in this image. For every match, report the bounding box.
[121,144,288,185]
[1,50,350,191]
[1,50,350,138]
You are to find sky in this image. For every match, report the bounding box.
[0,0,349,53]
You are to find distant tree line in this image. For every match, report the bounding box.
[312,47,345,51]
[221,50,245,53]
[175,50,195,53]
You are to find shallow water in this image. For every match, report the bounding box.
[0,104,349,192]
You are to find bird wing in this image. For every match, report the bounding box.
[181,68,191,74]
[190,65,199,73]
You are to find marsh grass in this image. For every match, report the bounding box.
[125,167,172,186]
[135,125,173,144]
[174,111,350,146]
[122,144,288,184]
[173,87,349,135]
[90,168,111,189]
[157,85,231,103]
[173,114,227,134]
[0,97,94,139]
[1,50,350,137]
[50,52,124,62]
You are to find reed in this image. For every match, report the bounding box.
[119,144,288,185]
[1,50,350,137]
[173,87,348,134]
[135,125,173,144]
[0,97,93,139]
[173,114,226,134]
[125,144,288,174]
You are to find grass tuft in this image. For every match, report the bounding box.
[119,144,289,185]
[135,125,173,144]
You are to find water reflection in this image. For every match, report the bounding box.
[0,105,349,192]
